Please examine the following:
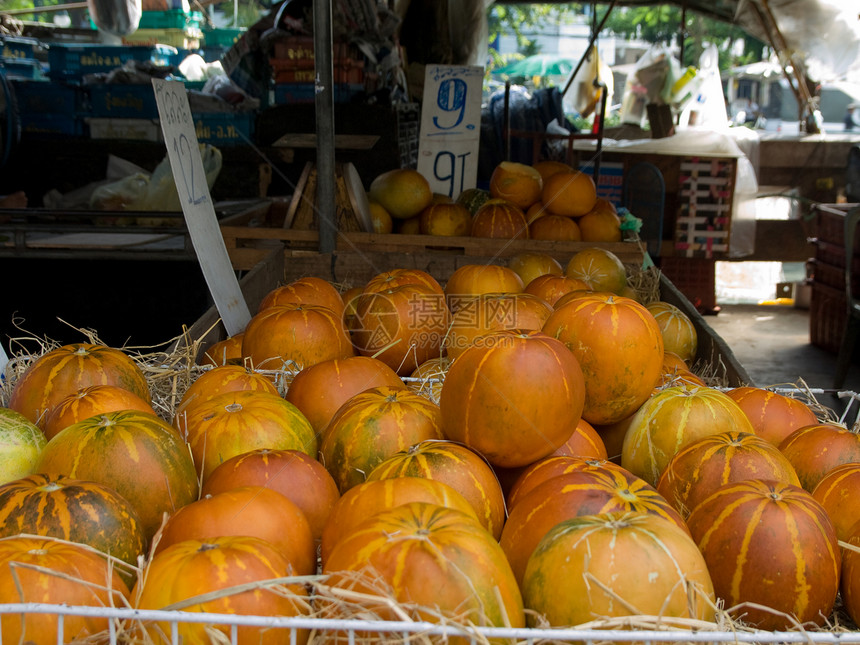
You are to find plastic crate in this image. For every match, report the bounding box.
[47,44,157,81]
[87,83,159,118]
[0,58,45,80]
[19,113,84,138]
[0,35,40,61]
[203,27,245,47]
[138,9,202,30]
[271,36,314,62]
[270,59,315,84]
[121,28,202,50]
[193,111,253,146]
[10,79,83,114]
[809,281,846,354]
[659,257,717,313]
[87,117,162,141]
[271,82,363,105]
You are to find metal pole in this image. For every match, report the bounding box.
[313,0,336,254]
[561,0,618,98]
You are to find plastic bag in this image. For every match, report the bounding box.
[571,45,602,118]
[88,0,141,36]
[678,44,728,129]
[620,44,674,126]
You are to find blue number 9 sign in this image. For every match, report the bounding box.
[418,65,483,199]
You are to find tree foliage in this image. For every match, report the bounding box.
[487,3,582,60]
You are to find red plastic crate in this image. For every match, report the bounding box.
[659,257,717,313]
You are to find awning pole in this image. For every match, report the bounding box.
[313,0,337,254]
[561,0,618,98]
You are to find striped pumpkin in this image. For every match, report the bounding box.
[621,385,755,486]
[522,512,715,627]
[365,440,506,540]
[542,293,664,426]
[8,343,150,427]
[241,303,354,372]
[322,502,525,631]
[320,476,477,565]
[196,332,244,367]
[0,536,130,645]
[499,465,688,586]
[778,423,860,492]
[470,198,529,240]
[43,384,155,440]
[812,463,860,541]
[686,479,840,630]
[181,390,317,483]
[439,330,586,469]
[443,264,524,313]
[726,386,819,446]
[258,275,345,316]
[320,386,444,493]
[0,473,145,569]
[36,410,199,541]
[839,525,860,626]
[645,301,698,365]
[131,536,310,645]
[362,268,445,298]
[657,430,800,518]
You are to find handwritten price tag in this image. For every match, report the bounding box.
[417,65,483,198]
[151,79,251,336]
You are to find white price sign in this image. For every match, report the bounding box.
[417,65,483,199]
[151,79,251,336]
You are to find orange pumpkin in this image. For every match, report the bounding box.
[197,333,244,367]
[320,477,477,565]
[173,364,279,435]
[419,202,472,236]
[656,430,800,518]
[407,356,452,403]
[471,198,529,239]
[522,512,715,627]
[778,423,860,492]
[320,386,444,493]
[444,264,524,313]
[362,268,445,298]
[154,486,315,575]
[524,273,590,306]
[284,355,404,434]
[348,284,450,375]
[645,301,698,364]
[489,161,543,209]
[202,448,340,542]
[242,304,354,372]
[365,440,506,540]
[726,386,819,446]
[812,463,860,541]
[443,292,553,359]
[543,292,663,426]
[507,252,562,288]
[500,466,688,585]
[180,390,317,483]
[9,343,150,427]
[529,214,582,241]
[440,330,586,468]
[621,385,754,486]
[840,522,860,627]
[258,275,345,316]
[131,536,309,645]
[322,502,525,631]
[564,246,627,294]
[686,479,840,630]
[43,384,155,440]
[0,536,130,644]
[577,208,622,242]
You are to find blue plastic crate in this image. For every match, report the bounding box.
[47,44,157,81]
[19,112,84,138]
[193,111,254,146]
[272,82,363,105]
[10,79,83,114]
[0,36,40,61]
[87,83,159,118]
[0,58,45,80]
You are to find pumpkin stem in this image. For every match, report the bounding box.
[39,482,64,493]
[224,403,243,413]
[198,543,219,552]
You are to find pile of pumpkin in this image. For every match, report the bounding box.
[365,160,623,243]
[2,246,860,643]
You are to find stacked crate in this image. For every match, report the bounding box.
[269,36,364,105]
[0,36,45,80]
[809,203,860,353]
[122,9,205,49]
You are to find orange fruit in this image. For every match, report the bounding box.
[530,215,582,241]
[507,253,563,287]
[525,201,550,224]
[591,197,618,215]
[419,202,472,236]
[578,210,621,242]
[532,160,573,184]
[565,247,627,294]
[396,216,421,234]
[367,201,393,234]
[489,161,543,210]
[542,171,597,217]
[431,193,454,204]
[368,169,433,219]
[471,199,529,240]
